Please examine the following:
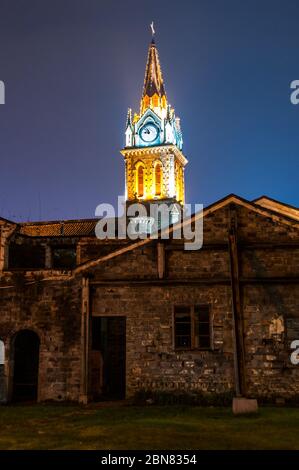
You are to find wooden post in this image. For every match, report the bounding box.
[80,276,90,404]
[228,204,246,397]
[157,242,165,279]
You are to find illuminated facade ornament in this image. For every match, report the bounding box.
[121,31,188,208]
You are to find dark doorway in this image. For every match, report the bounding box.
[91,316,126,400]
[12,330,40,402]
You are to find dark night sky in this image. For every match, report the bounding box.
[0,0,298,221]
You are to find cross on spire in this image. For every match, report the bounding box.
[150,21,155,38]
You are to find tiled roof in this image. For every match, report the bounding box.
[19,219,98,237]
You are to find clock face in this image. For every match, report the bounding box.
[140,123,159,143]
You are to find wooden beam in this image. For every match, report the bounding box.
[166,241,299,250]
[165,243,228,251]
[89,276,299,287]
[90,278,231,286]
[240,277,299,284]
[239,242,299,249]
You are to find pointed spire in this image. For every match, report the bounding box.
[126,107,132,128]
[140,25,167,115]
[150,21,155,40]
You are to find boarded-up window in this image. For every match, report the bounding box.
[52,246,76,269]
[8,244,45,269]
[174,305,211,350]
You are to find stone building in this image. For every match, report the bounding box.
[0,34,299,404]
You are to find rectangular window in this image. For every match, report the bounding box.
[174,305,211,350]
[174,306,191,349]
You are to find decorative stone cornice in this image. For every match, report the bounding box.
[121,145,188,167]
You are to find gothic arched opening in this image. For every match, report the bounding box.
[0,340,4,365]
[0,339,5,403]
[154,162,162,196]
[137,165,144,197]
[12,330,40,402]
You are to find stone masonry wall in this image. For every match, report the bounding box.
[243,284,299,398]
[0,201,298,402]
[91,284,234,396]
[0,272,82,402]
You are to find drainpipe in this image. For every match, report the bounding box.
[228,204,246,397]
[80,276,90,404]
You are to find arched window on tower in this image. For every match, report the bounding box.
[175,162,183,203]
[175,161,180,200]
[179,166,184,202]
[154,162,162,197]
[137,165,144,198]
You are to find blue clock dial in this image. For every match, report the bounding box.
[140,123,159,143]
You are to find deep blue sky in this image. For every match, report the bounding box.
[0,0,298,221]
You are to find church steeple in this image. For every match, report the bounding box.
[121,26,187,207]
[140,36,167,116]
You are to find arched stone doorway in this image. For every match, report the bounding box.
[12,330,40,402]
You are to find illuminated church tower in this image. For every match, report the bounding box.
[121,27,188,215]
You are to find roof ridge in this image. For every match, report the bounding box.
[253,195,299,211]
[73,194,298,275]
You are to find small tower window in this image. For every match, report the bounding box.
[137,165,144,197]
[155,162,162,196]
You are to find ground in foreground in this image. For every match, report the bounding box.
[0,404,298,450]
